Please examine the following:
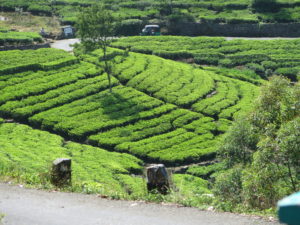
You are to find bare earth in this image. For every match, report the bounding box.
[0,183,280,225]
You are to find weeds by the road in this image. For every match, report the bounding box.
[0,12,60,34]
[0,213,5,225]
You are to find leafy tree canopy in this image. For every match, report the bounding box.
[76,4,118,92]
[214,76,300,210]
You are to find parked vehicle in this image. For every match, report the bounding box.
[140,25,161,36]
[40,25,75,39]
[60,25,75,39]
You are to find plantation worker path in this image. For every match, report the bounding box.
[0,183,278,225]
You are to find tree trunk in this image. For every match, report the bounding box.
[103,45,112,93]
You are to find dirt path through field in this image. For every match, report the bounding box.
[0,183,279,225]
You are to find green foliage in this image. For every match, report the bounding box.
[187,162,225,178]
[218,119,259,167]
[1,0,300,27]
[0,48,76,75]
[112,36,300,81]
[0,31,42,46]
[219,58,234,67]
[213,166,243,206]
[245,63,265,77]
[115,19,143,36]
[0,47,260,166]
[214,76,300,210]
[0,122,144,195]
[76,4,117,92]
[0,120,216,206]
[252,0,279,12]
[76,4,116,52]
[276,118,300,191]
[275,67,299,81]
[172,174,211,196]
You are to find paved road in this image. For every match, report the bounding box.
[0,183,279,225]
[50,39,80,52]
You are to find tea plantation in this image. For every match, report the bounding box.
[0,48,259,167]
[112,36,300,81]
[0,47,262,203]
[0,30,42,46]
[0,119,212,199]
[1,0,300,26]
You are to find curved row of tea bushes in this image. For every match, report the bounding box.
[0,48,259,166]
[112,36,300,80]
[0,118,211,198]
[92,50,259,120]
[0,31,42,45]
[0,121,146,196]
[0,48,78,75]
[0,62,98,104]
[0,75,116,119]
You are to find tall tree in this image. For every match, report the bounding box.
[76,4,116,92]
[215,76,300,209]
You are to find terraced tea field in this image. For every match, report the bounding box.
[112,36,300,81]
[0,47,259,197]
[0,30,42,46]
[1,0,300,25]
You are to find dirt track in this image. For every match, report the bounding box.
[0,183,280,225]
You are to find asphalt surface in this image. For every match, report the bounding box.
[0,183,280,225]
[50,39,80,52]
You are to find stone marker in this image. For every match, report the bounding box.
[51,158,71,186]
[146,164,169,194]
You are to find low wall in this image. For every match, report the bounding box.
[0,43,50,51]
[170,22,300,37]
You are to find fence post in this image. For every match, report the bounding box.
[51,158,71,186]
[146,164,169,194]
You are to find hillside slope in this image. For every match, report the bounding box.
[0,47,262,204]
[0,48,259,166]
[1,0,300,30]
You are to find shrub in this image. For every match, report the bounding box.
[213,166,243,205]
[218,118,258,167]
[218,58,234,67]
[252,0,279,12]
[275,67,299,81]
[115,19,143,36]
[245,63,265,77]
[261,60,278,70]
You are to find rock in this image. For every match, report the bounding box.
[146,164,169,194]
[51,158,71,186]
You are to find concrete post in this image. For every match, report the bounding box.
[146,164,169,194]
[51,158,71,186]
